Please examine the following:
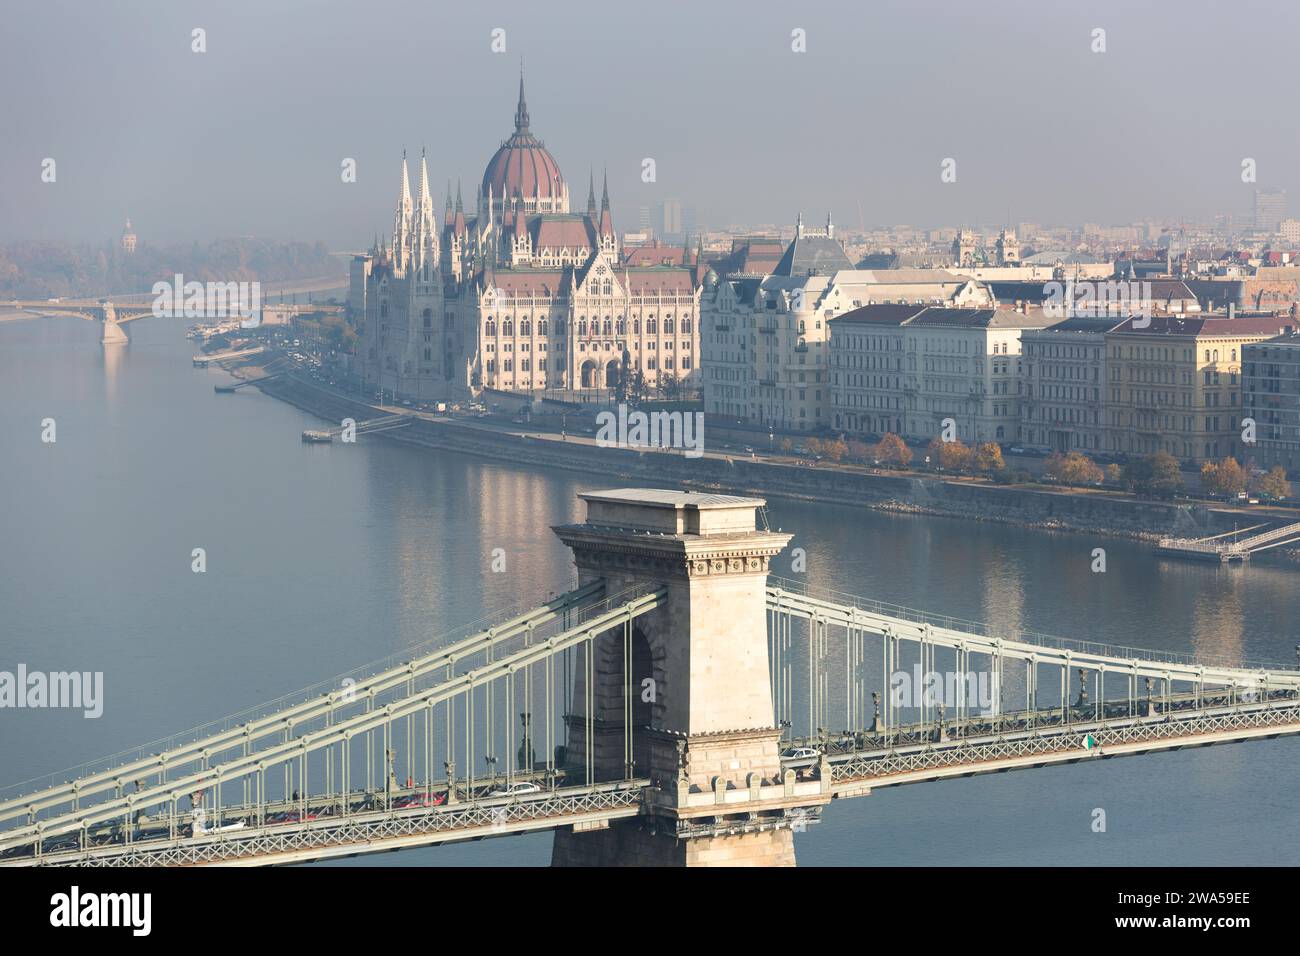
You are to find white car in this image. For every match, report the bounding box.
[783,747,820,762]
[489,782,541,797]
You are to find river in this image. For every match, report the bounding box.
[3,315,1299,866]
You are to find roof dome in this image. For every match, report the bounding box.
[481,74,565,202]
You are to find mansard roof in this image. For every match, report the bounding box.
[624,241,691,267]
[772,234,854,277]
[829,303,929,326]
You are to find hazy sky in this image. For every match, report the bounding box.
[3,0,1297,246]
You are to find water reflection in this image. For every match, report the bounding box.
[5,316,1300,866]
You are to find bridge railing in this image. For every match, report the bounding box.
[0,584,668,861]
[0,580,622,812]
[767,575,1290,672]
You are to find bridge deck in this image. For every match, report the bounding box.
[5,574,1299,866]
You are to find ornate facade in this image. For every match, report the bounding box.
[353,76,702,401]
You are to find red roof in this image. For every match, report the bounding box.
[533,217,596,250]
[625,270,695,295]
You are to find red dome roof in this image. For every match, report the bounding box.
[481,75,565,201]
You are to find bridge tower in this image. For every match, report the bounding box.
[99,301,127,345]
[551,489,823,866]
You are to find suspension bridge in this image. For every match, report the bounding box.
[3,488,1299,867]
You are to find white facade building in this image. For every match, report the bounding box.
[828,305,1053,445]
[702,222,994,431]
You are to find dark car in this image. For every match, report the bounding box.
[393,791,448,809]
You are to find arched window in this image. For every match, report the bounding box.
[665,318,675,333]
[578,319,588,336]
[380,301,388,318]
[521,319,531,336]
[682,317,692,333]
[485,320,496,337]
[502,319,514,336]
[616,318,626,335]
[633,319,641,334]
[603,319,612,336]
[555,317,566,335]
[422,308,432,329]
[538,319,548,335]
[647,319,658,334]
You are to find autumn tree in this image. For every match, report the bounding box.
[975,442,1005,474]
[1045,451,1103,486]
[874,433,912,468]
[928,437,973,472]
[1200,457,1246,496]
[822,438,847,463]
[1254,465,1292,501]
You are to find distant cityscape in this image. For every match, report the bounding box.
[16,81,1300,479]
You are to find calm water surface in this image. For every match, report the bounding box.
[3,316,1298,866]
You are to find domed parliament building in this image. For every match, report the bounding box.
[351,75,704,401]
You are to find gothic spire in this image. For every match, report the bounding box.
[417,147,431,206]
[514,65,530,133]
[600,169,610,211]
[413,148,437,270]
[587,170,597,218]
[392,152,414,273]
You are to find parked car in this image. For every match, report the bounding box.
[489,782,541,797]
[393,791,447,809]
[782,747,821,762]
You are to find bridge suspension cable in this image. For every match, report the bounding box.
[0,583,666,865]
[0,581,608,826]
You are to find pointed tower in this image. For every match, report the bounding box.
[413,149,439,272]
[587,170,597,219]
[597,170,617,260]
[392,152,414,275]
[515,67,530,134]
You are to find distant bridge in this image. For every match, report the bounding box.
[9,275,348,344]
[3,489,1297,867]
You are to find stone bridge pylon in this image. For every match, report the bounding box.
[551,489,827,866]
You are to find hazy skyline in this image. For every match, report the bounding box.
[3,0,1298,247]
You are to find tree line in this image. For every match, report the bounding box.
[774,433,1292,501]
